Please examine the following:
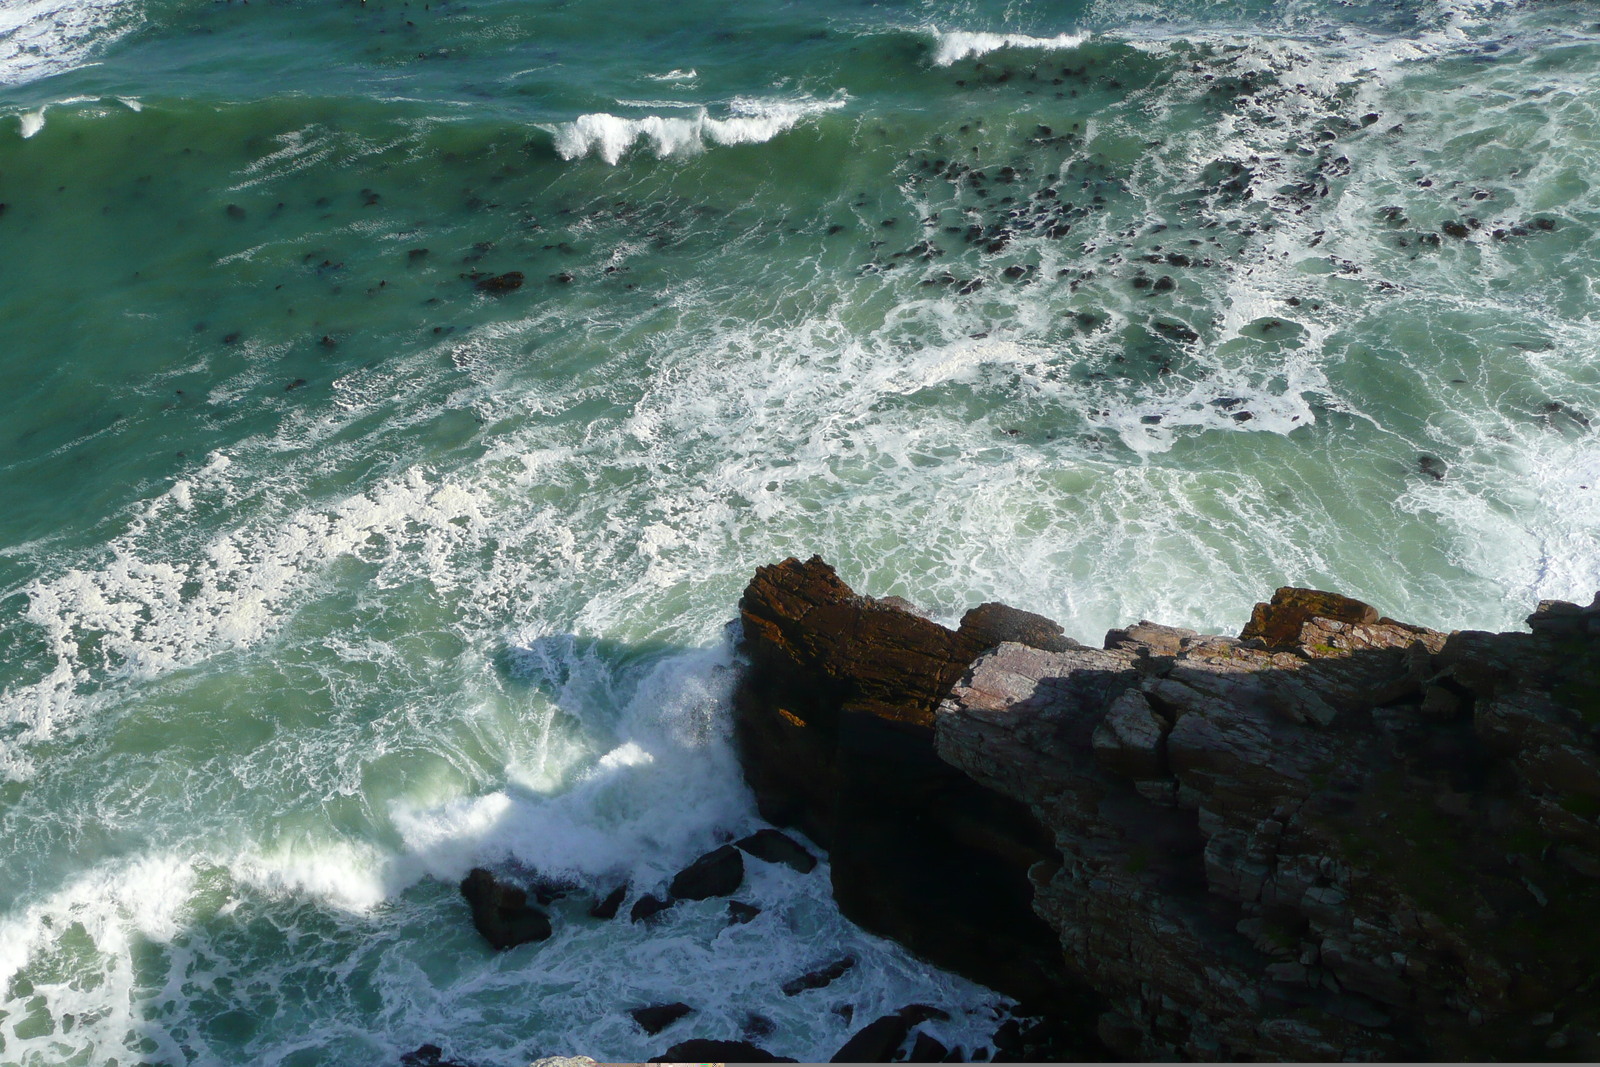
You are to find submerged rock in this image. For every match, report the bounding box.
[780,955,855,995]
[400,1043,473,1067]
[473,271,523,293]
[458,868,551,951]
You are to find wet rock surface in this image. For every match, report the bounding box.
[668,843,745,900]
[732,556,1091,1016]
[630,1002,694,1036]
[458,868,552,951]
[734,557,1600,1061]
[735,828,817,873]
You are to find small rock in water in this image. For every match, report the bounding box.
[1418,454,1446,480]
[668,843,744,899]
[475,271,523,293]
[727,900,761,924]
[629,1002,694,1035]
[630,893,672,923]
[459,868,552,950]
[285,378,307,392]
[588,884,626,919]
[781,955,856,995]
[399,1043,473,1067]
[735,828,816,872]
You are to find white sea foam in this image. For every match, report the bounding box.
[545,95,846,164]
[0,0,140,86]
[929,29,1090,66]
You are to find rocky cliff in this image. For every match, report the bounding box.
[732,557,1600,1061]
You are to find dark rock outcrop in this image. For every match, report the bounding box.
[732,556,1085,1013]
[935,588,1600,1061]
[669,843,745,900]
[459,868,551,951]
[736,828,817,873]
[830,1005,950,1063]
[733,558,1600,1061]
[629,893,672,924]
[905,1030,949,1062]
[629,1002,694,1035]
[400,1044,472,1067]
[831,1012,913,1062]
[588,884,626,919]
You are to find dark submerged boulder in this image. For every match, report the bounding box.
[458,868,551,951]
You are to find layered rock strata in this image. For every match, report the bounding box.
[734,559,1600,1061]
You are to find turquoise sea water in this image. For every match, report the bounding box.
[2,0,1599,1063]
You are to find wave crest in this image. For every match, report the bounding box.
[930,29,1090,66]
[545,95,846,165]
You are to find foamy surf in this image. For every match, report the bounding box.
[545,95,846,164]
[0,0,141,86]
[929,29,1091,66]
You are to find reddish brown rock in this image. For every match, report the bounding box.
[731,556,1082,1010]
[1240,587,1380,650]
[731,558,1600,1061]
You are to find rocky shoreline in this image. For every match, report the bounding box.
[731,557,1600,1062]
[444,557,1600,1063]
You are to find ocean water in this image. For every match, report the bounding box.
[2,0,1599,1062]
